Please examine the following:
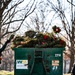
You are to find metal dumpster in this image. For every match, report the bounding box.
[13,48,65,75]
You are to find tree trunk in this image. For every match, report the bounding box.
[9,63,11,71]
[68,51,74,73]
[64,60,67,73]
[68,20,75,73]
[5,63,8,71]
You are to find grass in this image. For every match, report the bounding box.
[0,70,14,75]
[0,70,71,75]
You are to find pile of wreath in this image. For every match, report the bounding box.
[11,26,66,48]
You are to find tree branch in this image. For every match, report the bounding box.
[67,0,75,7]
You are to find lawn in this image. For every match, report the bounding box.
[0,71,71,75]
[64,74,71,75]
[0,70,14,75]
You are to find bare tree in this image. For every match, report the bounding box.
[0,0,37,70]
[1,49,14,71]
[0,0,37,51]
[47,0,75,73]
[23,1,53,33]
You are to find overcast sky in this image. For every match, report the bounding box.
[16,0,75,35]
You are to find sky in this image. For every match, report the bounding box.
[13,0,75,36]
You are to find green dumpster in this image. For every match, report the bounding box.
[13,48,65,75]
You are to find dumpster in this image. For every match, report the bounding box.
[13,48,65,75]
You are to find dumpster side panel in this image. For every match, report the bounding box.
[14,48,34,75]
[43,48,64,75]
[13,48,64,75]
